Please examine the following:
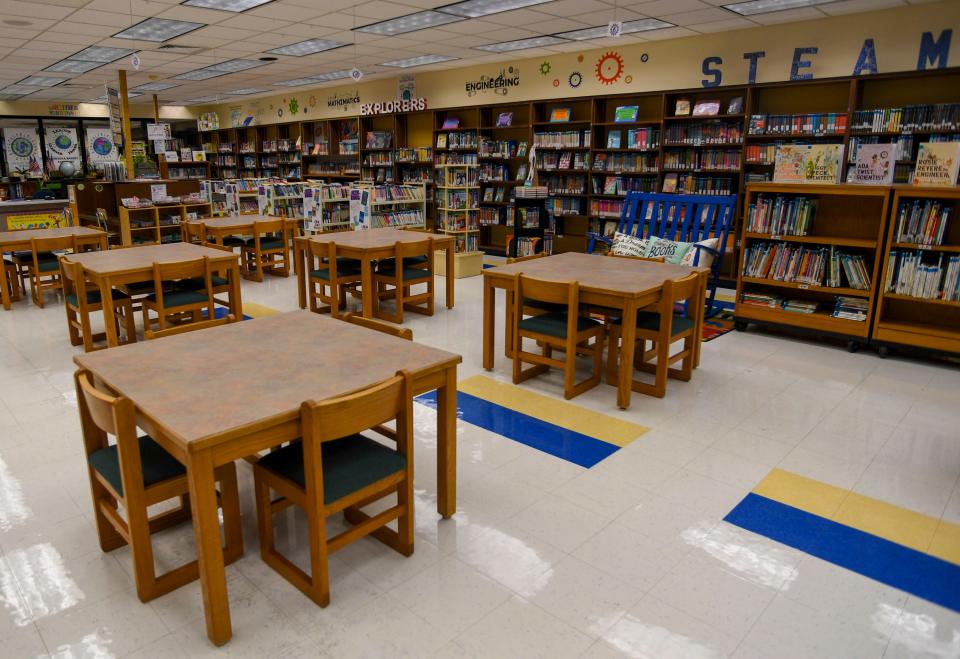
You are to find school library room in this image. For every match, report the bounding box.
[1,0,959,657]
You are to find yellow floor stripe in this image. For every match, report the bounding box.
[458,375,648,447]
[754,468,960,566]
[243,302,281,318]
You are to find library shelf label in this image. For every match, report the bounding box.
[360,97,427,116]
[465,67,520,97]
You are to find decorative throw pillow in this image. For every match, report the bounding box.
[643,236,693,264]
[680,237,720,269]
[610,231,647,257]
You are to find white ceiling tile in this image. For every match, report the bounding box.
[747,7,828,24]
[0,0,75,19]
[218,14,293,31]
[660,7,738,25]
[246,3,324,21]
[154,5,229,24]
[304,12,359,29]
[53,21,125,38]
[819,0,906,15]
[541,0,613,18]
[354,1,425,20]
[572,8,650,23]
[635,25,700,40]
[686,17,757,32]
[629,0,711,15]
[62,9,146,28]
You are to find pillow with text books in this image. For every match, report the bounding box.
[610,232,647,256]
[643,236,720,267]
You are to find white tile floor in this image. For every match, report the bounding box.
[0,269,958,658]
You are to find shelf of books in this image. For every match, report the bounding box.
[257,181,305,220]
[477,103,531,253]
[233,178,262,215]
[508,187,551,258]
[435,162,482,277]
[363,182,426,229]
[361,115,396,183]
[874,186,960,354]
[735,183,890,343]
[201,180,239,217]
[303,183,352,233]
[301,118,361,180]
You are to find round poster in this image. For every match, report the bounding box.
[10,137,33,157]
[54,133,73,150]
[92,137,113,156]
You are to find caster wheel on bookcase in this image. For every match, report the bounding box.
[847,340,860,354]
[734,320,748,332]
[878,345,890,359]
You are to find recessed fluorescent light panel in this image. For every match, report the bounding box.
[267,38,347,57]
[724,0,836,15]
[0,93,26,100]
[475,35,568,52]
[311,69,353,81]
[114,18,206,42]
[92,92,143,102]
[18,76,67,87]
[381,54,458,68]
[355,10,465,36]
[72,46,136,62]
[44,60,103,74]
[186,96,220,104]
[557,18,674,40]
[3,84,44,94]
[174,59,267,80]
[174,69,225,81]
[438,0,554,18]
[273,77,324,87]
[228,88,265,95]
[273,70,355,86]
[182,0,273,11]
[133,82,179,92]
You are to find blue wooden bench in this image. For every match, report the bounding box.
[586,192,736,317]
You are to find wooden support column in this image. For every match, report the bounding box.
[118,70,134,175]
[153,94,160,122]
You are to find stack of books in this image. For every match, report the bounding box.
[832,296,868,321]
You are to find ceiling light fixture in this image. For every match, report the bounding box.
[272,69,355,86]
[174,58,268,80]
[381,54,459,68]
[267,38,348,57]
[114,18,206,42]
[181,0,273,11]
[273,77,325,87]
[557,18,674,40]
[44,60,103,74]
[0,92,27,100]
[355,10,465,36]
[437,0,554,18]
[474,35,568,52]
[17,75,67,87]
[185,96,220,104]
[227,88,266,94]
[132,82,179,92]
[723,0,837,15]
[71,46,137,62]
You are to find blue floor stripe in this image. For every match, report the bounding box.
[211,308,252,321]
[725,493,960,613]
[416,390,619,468]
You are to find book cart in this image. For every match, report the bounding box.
[873,186,960,356]
[435,161,482,277]
[734,182,890,352]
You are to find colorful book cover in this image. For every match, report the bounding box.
[803,144,844,183]
[851,143,894,185]
[773,144,809,183]
[614,105,639,123]
[913,142,960,187]
[607,131,622,149]
[549,108,572,123]
[662,173,678,193]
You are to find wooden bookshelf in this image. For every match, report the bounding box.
[735,183,890,348]
[476,103,532,253]
[873,185,960,355]
[360,114,396,183]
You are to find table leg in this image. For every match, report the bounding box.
[482,275,495,370]
[360,257,374,319]
[295,241,306,310]
[188,449,232,646]
[694,274,705,368]
[445,246,455,309]
[100,276,120,348]
[229,262,242,320]
[617,299,638,410]
[437,365,457,518]
[1,260,10,311]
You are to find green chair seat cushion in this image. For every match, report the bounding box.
[377,266,433,282]
[245,236,284,250]
[88,435,186,497]
[517,312,600,339]
[36,259,61,273]
[310,267,360,281]
[322,256,362,269]
[177,275,230,291]
[66,288,130,307]
[257,434,406,505]
[221,236,247,246]
[145,289,209,307]
[379,255,428,270]
[612,311,696,335]
[11,250,56,263]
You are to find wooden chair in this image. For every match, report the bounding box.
[512,274,605,399]
[74,369,243,602]
[606,272,703,398]
[252,370,415,607]
[373,238,434,324]
[26,236,72,307]
[60,258,136,352]
[306,240,362,317]
[241,219,289,282]
[503,252,555,356]
[142,256,232,340]
[177,239,235,310]
[340,311,413,340]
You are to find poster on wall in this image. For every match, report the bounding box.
[85,127,120,165]
[398,73,415,101]
[3,127,43,177]
[44,126,81,175]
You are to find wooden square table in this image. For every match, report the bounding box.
[64,243,242,347]
[0,226,106,310]
[183,214,299,247]
[482,252,707,409]
[74,310,461,646]
[294,228,456,318]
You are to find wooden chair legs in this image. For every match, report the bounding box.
[606,325,696,398]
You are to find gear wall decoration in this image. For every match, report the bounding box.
[595,51,624,85]
[289,98,299,114]
[539,61,551,76]
[568,72,582,88]
[553,78,560,87]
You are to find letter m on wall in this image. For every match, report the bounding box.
[917,29,952,70]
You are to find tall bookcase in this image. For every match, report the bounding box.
[436,163,480,254]
[301,118,360,180]
[476,103,530,253]
[361,115,396,183]
[873,185,960,355]
[735,182,890,350]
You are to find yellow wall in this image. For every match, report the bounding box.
[207,1,960,127]
[0,100,194,120]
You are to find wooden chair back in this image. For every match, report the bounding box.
[59,257,89,310]
[301,371,412,446]
[150,256,214,310]
[252,219,286,250]
[515,274,577,308]
[395,237,434,265]
[340,312,412,340]
[506,252,547,264]
[31,235,75,269]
